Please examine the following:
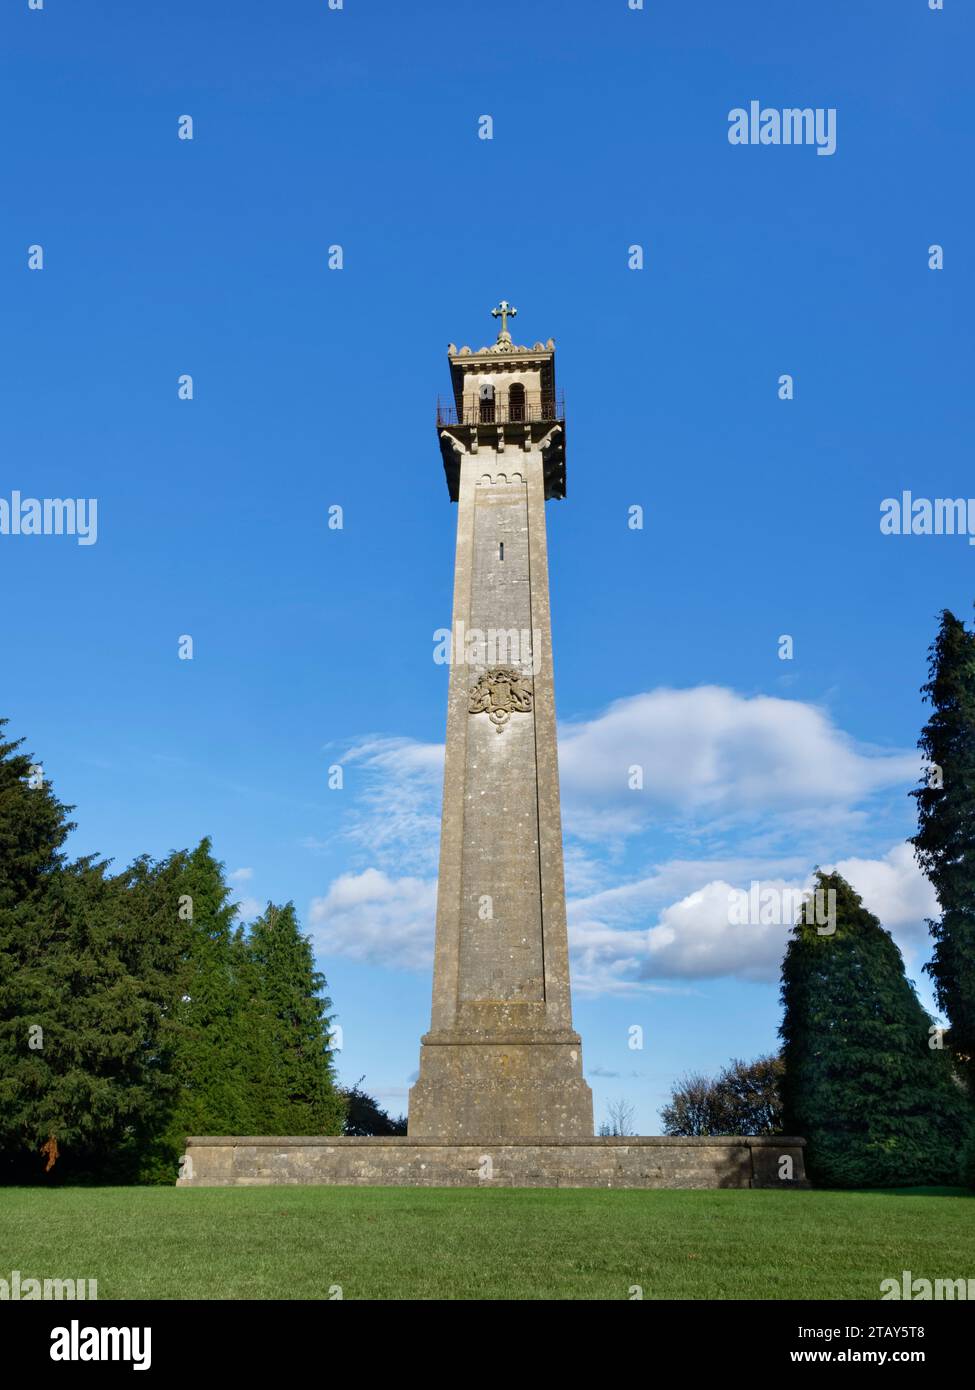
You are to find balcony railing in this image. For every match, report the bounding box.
[436,393,565,428]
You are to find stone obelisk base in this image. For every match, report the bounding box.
[177,1135,808,1189]
[407,1030,594,1140]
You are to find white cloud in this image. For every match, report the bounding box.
[569,845,937,991]
[309,868,436,970]
[233,895,262,923]
[230,867,254,882]
[568,876,791,991]
[831,842,936,954]
[558,686,918,841]
[646,878,801,983]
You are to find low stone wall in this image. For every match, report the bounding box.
[177,1135,807,1189]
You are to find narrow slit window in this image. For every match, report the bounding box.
[499,542,504,561]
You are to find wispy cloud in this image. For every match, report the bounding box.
[305,686,932,994]
[337,737,444,872]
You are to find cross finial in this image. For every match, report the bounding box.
[491,299,517,339]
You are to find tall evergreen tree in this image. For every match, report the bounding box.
[231,922,280,1136]
[0,721,76,1173]
[245,903,345,1135]
[116,851,196,1180]
[10,857,183,1180]
[1,723,188,1179]
[780,871,969,1187]
[0,720,74,907]
[911,608,975,1091]
[163,839,248,1146]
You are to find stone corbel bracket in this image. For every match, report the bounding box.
[438,429,467,498]
[538,423,566,500]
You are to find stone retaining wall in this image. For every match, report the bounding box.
[177,1135,807,1189]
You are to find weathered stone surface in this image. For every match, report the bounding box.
[408,1034,593,1140]
[178,1136,808,1189]
[412,331,593,1139]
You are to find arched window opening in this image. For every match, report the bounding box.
[479,383,495,423]
[508,382,526,423]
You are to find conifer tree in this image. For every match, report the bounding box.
[116,851,196,1179]
[1,723,187,1178]
[231,923,279,1136]
[911,608,975,1092]
[0,724,78,1175]
[163,839,247,1145]
[14,857,178,1178]
[780,871,969,1187]
[246,902,345,1135]
[0,720,74,907]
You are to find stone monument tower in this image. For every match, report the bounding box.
[178,306,808,1187]
[407,303,594,1140]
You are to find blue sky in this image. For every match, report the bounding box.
[2,0,972,1131]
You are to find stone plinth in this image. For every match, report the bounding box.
[177,1135,808,1189]
[408,1030,593,1140]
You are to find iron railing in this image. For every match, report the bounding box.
[436,393,564,428]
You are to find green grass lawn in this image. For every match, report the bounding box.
[1,1185,971,1300]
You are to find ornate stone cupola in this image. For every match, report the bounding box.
[436,300,567,502]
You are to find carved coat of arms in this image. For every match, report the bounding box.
[468,667,534,732]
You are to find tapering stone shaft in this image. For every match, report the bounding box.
[409,339,593,1139]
